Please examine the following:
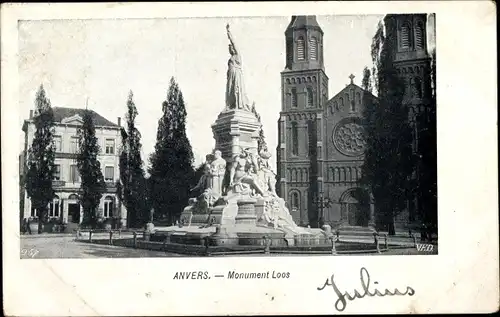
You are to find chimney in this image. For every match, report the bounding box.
[117,117,121,126]
[29,110,33,119]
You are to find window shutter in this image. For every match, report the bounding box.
[307,88,313,108]
[309,37,318,60]
[415,22,424,49]
[401,23,410,48]
[297,37,305,60]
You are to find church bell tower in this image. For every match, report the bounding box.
[277,16,329,227]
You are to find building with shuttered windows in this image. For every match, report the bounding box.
[20,107,127,229]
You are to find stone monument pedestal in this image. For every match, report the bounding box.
[235,198,257,225]
[212,109,261,162]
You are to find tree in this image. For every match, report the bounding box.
[360,22,416,235]
[149,77,195,223]
[251,103,269,153]
[76,109,106,228]
[25,85,56,233]
[118,91,150,228]
[415,47,437,239]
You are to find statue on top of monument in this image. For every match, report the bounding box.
[225,23,252,112]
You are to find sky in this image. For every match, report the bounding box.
[18,15,384,169]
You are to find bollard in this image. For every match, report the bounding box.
[89,230,93,243]
[204,236,211,256]
[330,236,337,255]
[133,231,138,248]
[109,231,113,245]
[264,236,271,254]
[412,234,417,248]
[384,234,388,250]
[373,233,381,254]
[76,229,80,241]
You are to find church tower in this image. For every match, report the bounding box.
[277,16,329,226]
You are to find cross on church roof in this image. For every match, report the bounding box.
[349,74,355,84]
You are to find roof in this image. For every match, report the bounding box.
[326,83,378,106]
[286,15,323,33]
[52,107,119,127]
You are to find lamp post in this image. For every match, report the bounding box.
[312,191,332,228]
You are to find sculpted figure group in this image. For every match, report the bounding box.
[190,150,227,213]
[190,147,297,229]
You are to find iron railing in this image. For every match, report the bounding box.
[75,229,420,256]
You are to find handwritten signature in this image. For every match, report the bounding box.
[317,267,415,312]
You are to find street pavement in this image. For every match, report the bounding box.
[20,236,186,259]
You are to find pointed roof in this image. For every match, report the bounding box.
[286,15,323,34]
[326,82,378,107]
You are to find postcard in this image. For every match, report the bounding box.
[2,1,498,315]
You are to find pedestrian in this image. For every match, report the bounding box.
[26,217,32,235]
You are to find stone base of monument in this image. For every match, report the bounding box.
[151,194,334,250]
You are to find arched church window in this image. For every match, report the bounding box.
[306,87,313,108]
[414,77,423,98]
[291,88,297,108]
[400,22,411,49]
[291,122,299,156]
[290,191,300,210]
[338,97,344,110]
[356,92,361,105]
[350,89,355,112]
[415,21,425,49]
[292,192,300,209]
[297,37,305,60]
[408,77,414,96]
[309,37,318,60]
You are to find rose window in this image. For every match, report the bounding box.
[333,119,366,156]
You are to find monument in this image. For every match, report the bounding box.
[153,24,327,247]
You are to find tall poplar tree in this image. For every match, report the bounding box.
[25,85,56,233]
[149,77,194,223]
[77,109,106,228]
[118,91,149,228]
[360,22,416,235]
[415,47,437,239]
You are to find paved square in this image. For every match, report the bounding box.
[20,236,186,259]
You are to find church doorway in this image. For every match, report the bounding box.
[341,188,370,227]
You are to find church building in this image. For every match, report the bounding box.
[276,15,433,231]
